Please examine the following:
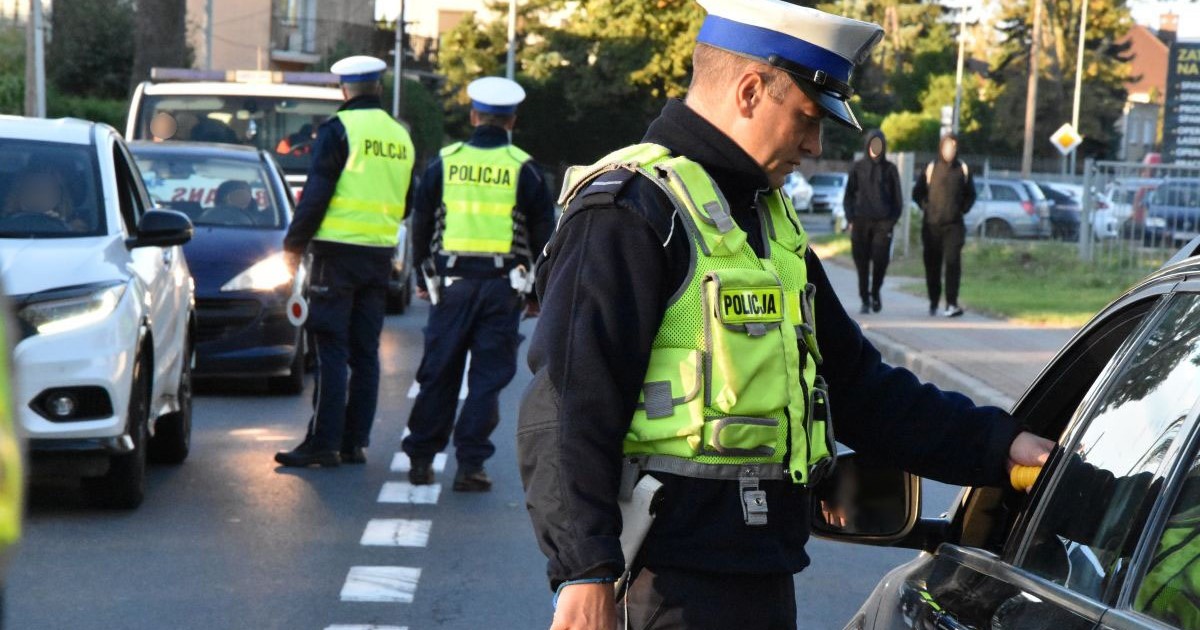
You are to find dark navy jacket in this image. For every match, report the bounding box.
[410,125,556,283]
[517,100,1022,589]
[284,94,415,260]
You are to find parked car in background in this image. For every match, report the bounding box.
[808,172,848,231]
[130,141,309,394]
[1040,182,1120,240]
[1143,178,1200,247]
[0,117,195,509]
[820,240,1200,630]
[968,178,1048,239]
[783,170,813,211]
[1106,177,1162,236]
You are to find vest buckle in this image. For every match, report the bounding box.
[739,468,768,526]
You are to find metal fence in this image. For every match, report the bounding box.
[1077,159,1200,271]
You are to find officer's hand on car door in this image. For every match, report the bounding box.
[1007,431,1054,482]
[550,583,616,630]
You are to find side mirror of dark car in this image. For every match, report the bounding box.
[127,209,193,249]
[810,450,922,546]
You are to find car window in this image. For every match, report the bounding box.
[1024,182,1047,201]
[1019,294,1200,602]
[131,151,284,229]
[1132,448,1200,628]
[1154,184,1200,209]
[113,146,146,235]
[809,174,843,188]
[992,184,1022,202]
[0,138,105,238]
[974,180,986,196]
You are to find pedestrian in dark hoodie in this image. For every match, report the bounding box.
[843,130,902,314]
[913,133,975,317]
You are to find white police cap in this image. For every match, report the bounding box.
[466,77,526,115]
[330,55,387,83]
[695,0,884,131]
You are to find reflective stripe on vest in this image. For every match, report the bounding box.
[439,142,529,256]
[314,109,414,247]
[557,143,832,489]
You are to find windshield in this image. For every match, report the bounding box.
[134,94,340,175]
[810,174,844,188]
[132,152,284,229]
[0,139,104,238]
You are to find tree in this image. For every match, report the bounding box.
[131,0,191,89]
[990,0,1133,160]
[48,0,135,99]
[880,111,940,152]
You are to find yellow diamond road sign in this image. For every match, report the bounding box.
[1050,123,1083,156]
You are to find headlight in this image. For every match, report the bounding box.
[19,283,126,336]
[221,253,293,292]
[1146,217,1168,229]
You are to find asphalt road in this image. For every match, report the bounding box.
[6,282,961,629]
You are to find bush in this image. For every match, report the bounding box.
[47,92,128,129]
[382,77,445,164]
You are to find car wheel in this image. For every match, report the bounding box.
[149,336,192,464]
[982,219,1014,240]
[268,342,306,396]
[84,353,149,509]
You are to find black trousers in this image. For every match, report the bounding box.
[619,566,797,630]
[305,251,391,451]
[402,277,523,467]
[922,222,966,308]
[850,218,894,301]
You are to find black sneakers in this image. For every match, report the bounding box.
[275,442,340,468]
[453,465,493,492]
[871,296,882,313]
[409,458,435,485]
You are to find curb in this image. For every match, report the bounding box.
[863,329,1017,412]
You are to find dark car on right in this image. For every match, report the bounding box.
[1144,178,1200,247]
[818,238,1200,630]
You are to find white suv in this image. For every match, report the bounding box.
[0,116,195,509]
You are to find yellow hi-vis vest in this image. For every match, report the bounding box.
[558,143,834,525]
[438,141,532,259]
[313,109,415,247]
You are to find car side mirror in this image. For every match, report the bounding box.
[127,209,193,249]
[810,450,921,545]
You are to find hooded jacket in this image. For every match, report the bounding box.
[913,133,976,226]
[843,130,903,223]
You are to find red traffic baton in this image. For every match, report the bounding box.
[286,274,307,326]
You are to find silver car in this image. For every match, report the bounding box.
[968,178,1049,239]
[819,242,1200,629]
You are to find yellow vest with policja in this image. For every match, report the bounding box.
[557,143,835,526]
[438,142,531,258]
[313,109,414,247]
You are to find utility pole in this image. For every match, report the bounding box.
[505,0,516,80]
[393,0,405,120]
[952,4,966,135]
[205,0,213,70]
[1021,0,1043,178]
[1070,0,1089,175]
[23,0,44,118]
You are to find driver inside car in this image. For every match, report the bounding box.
[2,165,88,232]
[200,180,264,226]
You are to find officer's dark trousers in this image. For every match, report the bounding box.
[402,277,521,468]
[850,218,894,301]
[922,221,966,308]
[305,251,390,451]
[619,566,797,630]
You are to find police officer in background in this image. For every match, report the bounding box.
[276,56,416,468]
[403,77,555,492]
[517,1,1054,627]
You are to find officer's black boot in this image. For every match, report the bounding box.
[872,294,882,313]
[340,446,367,465]
[275,441,341,468]
[409,458,435,485]
[859,299,870,315]
[453,464,492,492]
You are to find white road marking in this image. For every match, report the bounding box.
[390,452,448,474]
[405,354,471,400]
[361,519,432,547]
[406,380,420,399]
[339,566,421,603]
[378,481,441,504]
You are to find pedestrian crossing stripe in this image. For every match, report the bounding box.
[361,519,432,547]
[378,481,442,504]
[405,355,471,400]
[339,566,421,603]
[390,452,448,474]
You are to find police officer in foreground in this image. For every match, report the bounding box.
[402,77,555,491]
[276,56,415,468]
[517,1,1054,627]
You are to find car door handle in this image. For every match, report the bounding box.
[162,249,173,268]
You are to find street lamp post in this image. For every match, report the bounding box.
[393,0,405,121]
[205,0,213,71]
[23,0,44,118]
[1021,0,1044,178]
[506,0,516,80]
[1070,0,1089,174]
[952,4,966,135]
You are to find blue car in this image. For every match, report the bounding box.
[129,142,306,394]
[1144,178,1200,247]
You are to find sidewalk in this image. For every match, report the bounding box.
[821,261,1077,410]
